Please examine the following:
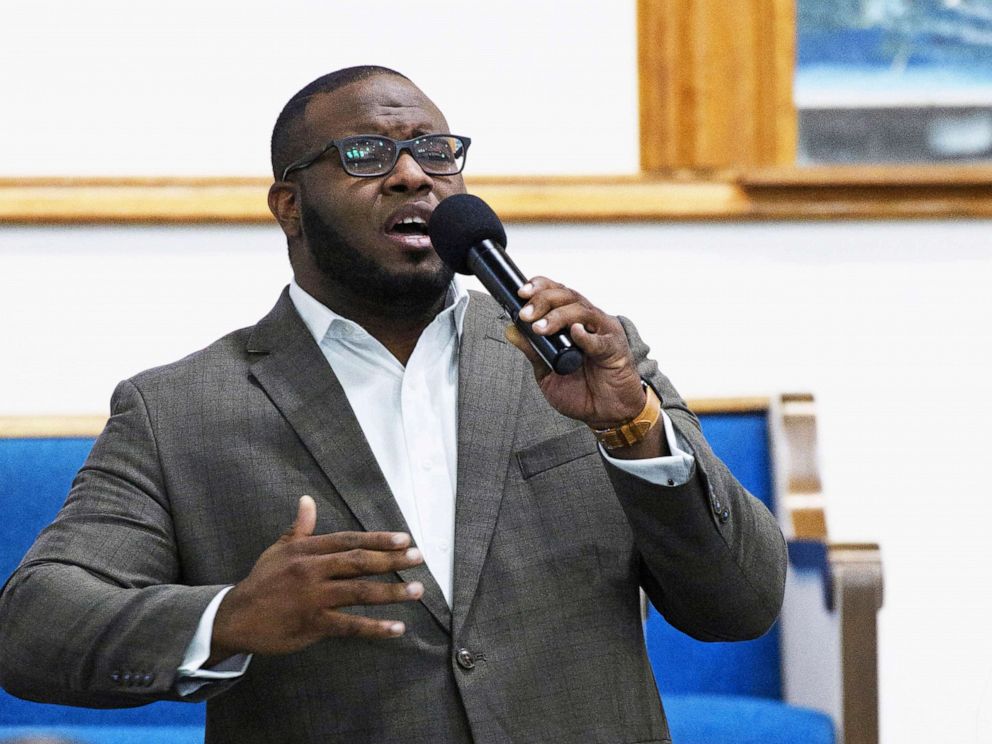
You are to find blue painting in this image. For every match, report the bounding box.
[797,1,992,99]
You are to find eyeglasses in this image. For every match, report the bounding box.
[281,133,471,181]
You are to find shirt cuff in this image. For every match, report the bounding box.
[600,409,696,487]
[175,586,252,697]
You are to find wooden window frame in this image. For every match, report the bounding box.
[1,1,990,225]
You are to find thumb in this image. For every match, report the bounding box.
[287,494,317,541]
[504,323,549,381]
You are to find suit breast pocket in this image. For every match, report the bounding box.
[513,427,634,589]
[515,425,600,479]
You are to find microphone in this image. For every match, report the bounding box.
[429,193,584,375]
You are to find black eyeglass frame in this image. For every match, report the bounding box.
[280,133,471,181]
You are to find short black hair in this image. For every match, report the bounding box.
[270,65,408,181]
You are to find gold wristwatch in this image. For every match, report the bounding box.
[591,383,662,450]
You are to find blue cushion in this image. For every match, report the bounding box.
[645,603,781,699]
[0,438,96,584]
[0,725,205,744]
[0,691,205,727]
[697,413,774,512]
[663,694,835,744]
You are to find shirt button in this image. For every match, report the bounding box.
[455,648,476,670]
[438,540,451,553]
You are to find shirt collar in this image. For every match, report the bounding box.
[288,277,471,347]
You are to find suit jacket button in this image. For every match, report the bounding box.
[455,648,476,670]
[142,673,154,686]
[110,671,121,683]
[122,672,132,685]
[719,508,730,523]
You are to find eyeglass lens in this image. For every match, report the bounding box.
[340,135,466,176]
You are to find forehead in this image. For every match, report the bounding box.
[303,75,451,142]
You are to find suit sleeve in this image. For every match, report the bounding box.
[0,380,236,706]
[605,316,788,642]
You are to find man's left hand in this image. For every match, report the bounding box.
[504,276,647,428]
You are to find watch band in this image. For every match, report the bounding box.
[591,383,662,450]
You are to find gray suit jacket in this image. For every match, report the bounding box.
[0,289,786,744]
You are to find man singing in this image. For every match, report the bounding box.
[0,66,787,743]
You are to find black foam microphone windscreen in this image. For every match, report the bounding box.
[429,194,507,274]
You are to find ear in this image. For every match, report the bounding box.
[268,181,302,238]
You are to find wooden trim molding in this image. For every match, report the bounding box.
[2,169,991,224]
[687,396,769,414]
[770,393,828,542]
[742,165,992,219]
[0,416,108,438]
[830,542,884,744]
[0,178,270,225]
[638,0,796,172]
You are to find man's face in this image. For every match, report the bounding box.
[293,75,466,308]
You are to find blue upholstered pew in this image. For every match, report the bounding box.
[645,408,835,744]
[0,400,879,743]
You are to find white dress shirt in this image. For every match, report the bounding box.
[177,279,695,692]
[290,278,469,604]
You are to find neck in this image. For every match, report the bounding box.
[297,274,448,367]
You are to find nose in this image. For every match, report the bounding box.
[383,150,434,194]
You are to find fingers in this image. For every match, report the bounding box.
[311,580,424,639]
[291,495,317,539]
[518,278,598,336]
[228,520,430,654]
[518,275,563,296]
[283,497,415,555]
[295,530,424,582]
[568,321,616,359]
[317,611,408,639]
[312,546,424,580]
[299,530,415,555]
[278,495,318,543]
[311,577,425,641]
[519,285,583,320]
[518,277,623,361]
[324,578,425,607]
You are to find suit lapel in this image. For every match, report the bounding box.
[451,294,524,635]
[246,289,451,631]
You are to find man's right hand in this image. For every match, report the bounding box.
[208,495,425,663]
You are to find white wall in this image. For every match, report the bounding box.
[3,2,992,742]
[0,0,638,176]
[3,220,992,743]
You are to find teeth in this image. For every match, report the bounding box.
[399,216,426,225]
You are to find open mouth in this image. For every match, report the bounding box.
[385,212,433,249]
[389,216,429,237]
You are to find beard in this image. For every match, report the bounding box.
[300,199,454,313]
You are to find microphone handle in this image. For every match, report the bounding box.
[467,241,584,375]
